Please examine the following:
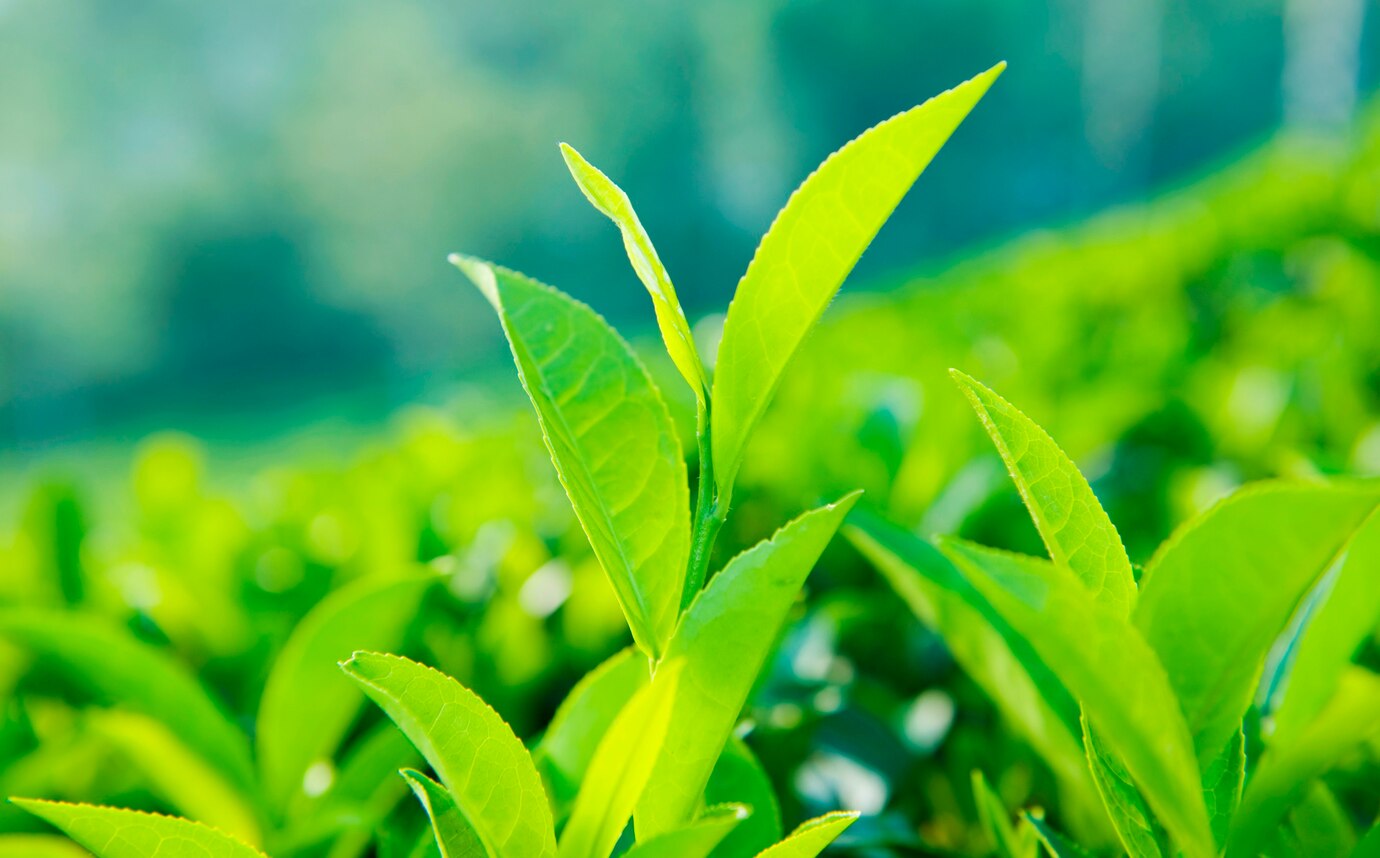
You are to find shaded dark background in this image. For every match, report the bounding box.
[1,0,1376,456]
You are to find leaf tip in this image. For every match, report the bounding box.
[450,254,501,308]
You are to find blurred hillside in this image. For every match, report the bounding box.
[2,0,1376,455]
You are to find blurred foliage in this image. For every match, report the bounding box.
[3,0,1377,446]
[3,93,1380,856]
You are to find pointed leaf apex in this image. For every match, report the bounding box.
[450,254,501,308]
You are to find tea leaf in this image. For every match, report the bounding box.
[0,834,90,858]
[400,769,485,858]
[454,256,689,659]
[560,143,707,403]
[1283,782,1355,857]
[704,737,783,858]
[1202,727,1245,848]
[10,799,267,858]
[1081,716,1165,858]
[1270,508,1380,747]
[535,646,648,813]
[0,609,253,792]
[636,493,860,837]
[951,371,1134,615]
[558,664,680,858]
[1134,482,1380,765]
[753,811,859,858]
[973,770,1036,858]
[1025,813,1094,858]
[622,805,747,858]
[1226,668,1380,857]
[710,64,1002,501]
[939,539,1214,858]
[258,573,436,809]
[843,514,1097,818]
[88,710,261,845]
[342,652,556,858]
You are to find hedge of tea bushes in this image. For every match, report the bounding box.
[1,107,1378,855]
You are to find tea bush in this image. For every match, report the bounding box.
[2,71,1380,857]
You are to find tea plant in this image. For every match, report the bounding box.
[848,371,1380,857]
[7,64,1004,856]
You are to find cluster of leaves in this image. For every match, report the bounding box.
[1,65,1005,857]
[6,68,1380,858]
[849,371,1380,856]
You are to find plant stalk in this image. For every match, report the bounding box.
[682,403,726,609]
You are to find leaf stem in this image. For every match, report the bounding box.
[682,403,726,610]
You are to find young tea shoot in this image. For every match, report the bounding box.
[8,64,1004,858]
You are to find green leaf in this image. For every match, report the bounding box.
[1081,716,1166,858]
[753,812,859,858]
[258,573,436,809]
[0,609,254,792]
[704,737,783,858]
[938,539,1214,858]
[1024,813,1094,858]
[558,663,681,858]
[622,805,747,858]
[88,709,261,846]
[1202,727,1245,849]
[1285,782,1356,857]
[1353,820,1380,858]
[10,799,267,858]
[950,371,1134,615]
[559,143,707,404]
[535,646,649,814]
[636,493,860,838]
[842,513,1099,826]
[1134,481,1380,765]
[341,652,556,858]
[1227,667,1380,857]
[709,63,1002,502]
[453,256,689,659]
[973,770,1037,858]
[277,721,421,856]
[401,769,485,858]
[0,834,90,858]
[1270,508,1380,746]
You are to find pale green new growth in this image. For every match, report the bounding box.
[636,492,861,837]
[534,646,648,811]
[939,539,1215,858]
[557,664,680,858]
[258,574,435,809]
[753,811,860,858]
[711,63,1003,503]
[0,610,254,792]
[87,710,260,845]
[950,370,1135,615]
[400,772,485,858]
[1080,716,1165,858]
[401,769,485,858]
[1227,668,1380,857]
[843,515,1099,822]
[0,834,91,858]
[972,771,1037,858]
[453,255,689,659]
[11,799,267,858]
[704,737,784,855]
[560,143,707,404]
[1134,481,1380,766]
[1270,507,1380,746]
[619,805,747,858]
[341,651,556,858]
[1025,812,1094,858]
